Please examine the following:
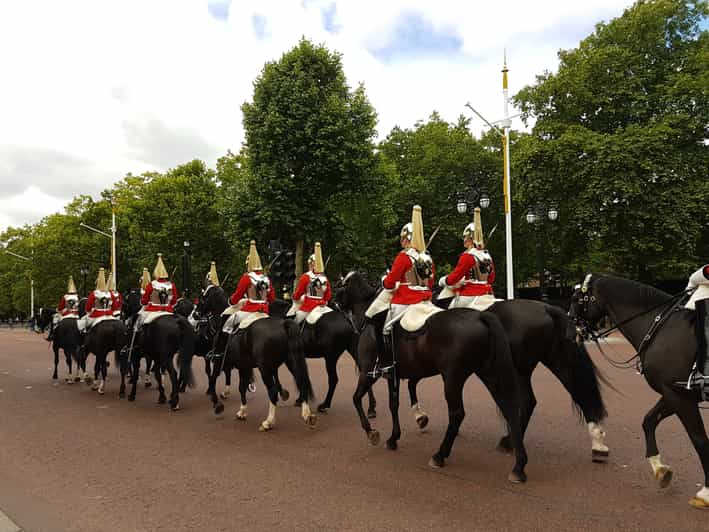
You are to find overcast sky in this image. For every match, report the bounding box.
[0,0,634,232]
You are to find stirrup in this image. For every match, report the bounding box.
[205,350,223,361]
[674,366,707,392]
[368,362,395,379]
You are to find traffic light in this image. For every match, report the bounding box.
[283,251,296,285]
[269,251,284,285]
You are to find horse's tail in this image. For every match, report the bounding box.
[284,320,313,402]
[478,311,519,396]
[546,305,608,423]
[176,315,196,388]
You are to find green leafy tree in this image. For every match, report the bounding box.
[514,0,709,282]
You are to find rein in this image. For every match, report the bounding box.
[581,288,693,370]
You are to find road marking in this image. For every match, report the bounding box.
[0,508,21,532]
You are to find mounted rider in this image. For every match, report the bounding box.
[679,264,709,399]
[126,255,178,354]
[209,241,275,358]
[47,276,80,341]
[289,242,332,324]
[78,268,116,334]
[106,272,123,319]
[438,207,497,311]
[365,205,435,374]
[204,261,220,293]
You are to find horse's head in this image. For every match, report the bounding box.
[123,288,142,319]
[36,307,55,330]
[174,297,194,318]
[568,274,605,340]
[78,297,88,318]
[196,284,228,318]
[334,270,378,312]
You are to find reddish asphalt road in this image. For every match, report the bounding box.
[0,329,707,531]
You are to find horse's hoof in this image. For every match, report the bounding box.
[98,389,105,396]
[416,415,429,430]
[367,430,380,446]
[508,471,527,484]
[689,497,709,509]
[317,404,329,414]
[367,409,377,419]
[74,376,81,383]
[214,403,225,415]
[656,466,673,489]
[171,404,180,412]
[428,456,444,468]
[497,436,514,454]
[158,397,166,404]
[259,422,273,432]
[305,414,317,429]
[386,439,398,451]
[65,378,73,384]
[144,382,152,388]
[235,413,247,421]
[91,384,99,391]
[219,391,231,400]
[52,375,58,380]
[128,395,135,402]
[294,399,304,407]
[119,391,125,399]
[279,389,289,401]
[592,449,610,463]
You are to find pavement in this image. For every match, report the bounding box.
[0,329,707,532]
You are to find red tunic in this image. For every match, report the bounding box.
[445,252,495,296]
[383,251,434,305]
[141,278,178,312]
[293,272,331,312]
[86,290,116,319]
[111,291,123,313]
[57,295,80,317]
[229,272,275,313]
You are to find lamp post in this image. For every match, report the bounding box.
[80,197,117,289]
[4,249,33,321]
[80,264,89,297]
[525,204,559,301]
[182,241,191,298]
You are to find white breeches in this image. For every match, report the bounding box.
[52,313,61,326]
[222,311,249,334]
[384,304,408,336]
[77,316,91,333]
[294,310,309,324]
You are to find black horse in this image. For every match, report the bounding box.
[36,307,85,383]
[569,273,709,509]
[83,317,128,397]
[337,271,528,483]
[123,290,196,410]
[207,312,318,432]
[408,293,609,461]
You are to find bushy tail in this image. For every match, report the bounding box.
[478,311,520,401]
[176,315,196,388]
[284,320,313,402]
[546,305,607,423]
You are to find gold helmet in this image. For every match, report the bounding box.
[140,268,151,290]
[308,242,325,273]
[206,261,220,286]
[67,276,77,294]
[153,253,168,280]
[95,268,107,291]
[463,208,485,249]
[106,272,116,291]
[410,205,426,252]
[246,240,263,272]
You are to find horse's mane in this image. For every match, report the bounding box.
[595,273,671,306]
[346,270,378,301]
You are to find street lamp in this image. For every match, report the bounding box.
[182,241,191,298]
[79,197,117,289]
[80,264,89,297]
[455,188,490,214]
[526,204,559,301]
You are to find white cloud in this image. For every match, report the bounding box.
[0,0,633,231]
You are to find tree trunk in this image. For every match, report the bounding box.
[295,239,304,284]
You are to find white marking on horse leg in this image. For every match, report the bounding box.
[98,379,105,395]
[587,422,609,452]
[648,454,667,475]
[235,403,248,420]
[695,486,709,503]
[260,402,276,431]
[412,403,427,421]
[221,385,231,399]
[301,401,312,420]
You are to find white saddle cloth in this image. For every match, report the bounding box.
[143,311,173,325]
[305,305,333,325]
[449,294,500,312]
[59,313,79,322]
[88,315,120,330]
[238,312,268,330]
[221,304,242,316]
[686,285,709,310]
[399,301,444,333]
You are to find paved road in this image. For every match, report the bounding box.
[0,329,707,531]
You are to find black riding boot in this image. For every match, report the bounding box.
[46,321,55,342]
[367,312,395,379]
[677,299,709,400]
[207,331,228,361]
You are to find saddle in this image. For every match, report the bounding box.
[451,294,499,311]
[305,305,333,325]
[399,301,444,333]
[238,312,268,330]
[143,310,173,325]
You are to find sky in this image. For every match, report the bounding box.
[0,0,636,233]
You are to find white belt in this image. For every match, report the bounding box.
[248,298,266,304]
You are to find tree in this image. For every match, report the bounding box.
[514,0,709,282]
[240,38,379,275]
